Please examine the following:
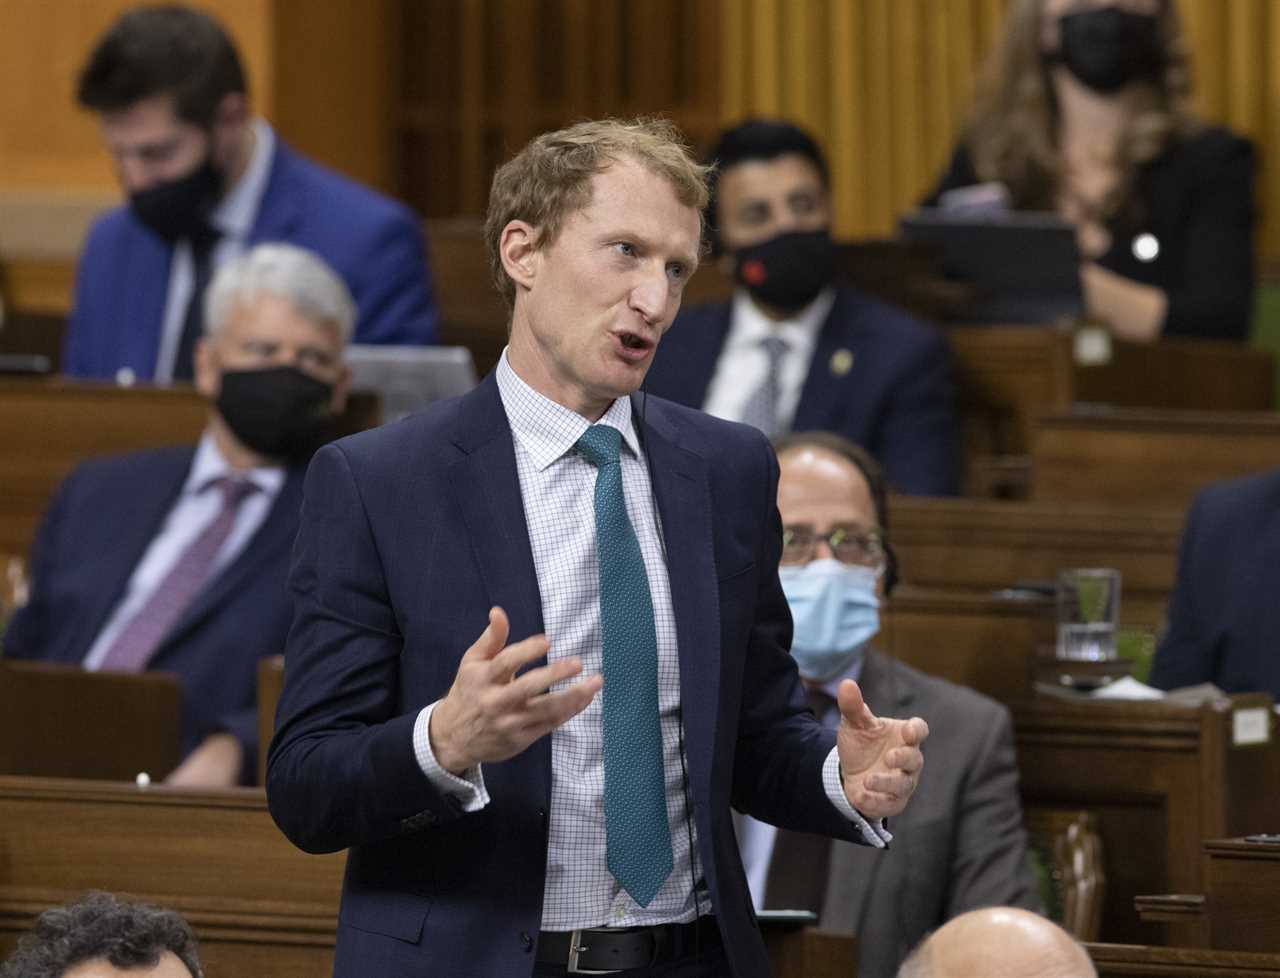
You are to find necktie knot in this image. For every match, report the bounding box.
[761,334,790,364]
[576,424,622,469]
[214,476,258,509]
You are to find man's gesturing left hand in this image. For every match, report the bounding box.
[836,678,928,819]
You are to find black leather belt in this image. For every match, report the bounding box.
[536,916,720,974]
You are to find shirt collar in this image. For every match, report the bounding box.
[210,118,275,240]
[727,286,836,352]
[495,349,640,472]
[185,429,287,497]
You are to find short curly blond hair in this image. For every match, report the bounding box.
[484,117,712,311]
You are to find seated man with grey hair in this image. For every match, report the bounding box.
[0,891,202,978]
[897,907,1095,978]
[3,243,353,787]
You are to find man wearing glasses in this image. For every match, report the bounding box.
[736,431,1040,978]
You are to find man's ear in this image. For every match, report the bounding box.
[499,220,540,292]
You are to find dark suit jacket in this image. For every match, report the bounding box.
[927,127,1256,341]
[2,446,304,779]
[1150,469,1280,696]
[817,651,1039,978]
[266,374,866,978]
[63,139,438,379]
[643,288,959,496]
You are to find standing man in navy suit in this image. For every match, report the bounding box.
[5,244,354,788]
[64,4,436,383]
[644,119,959,496]
[267,118,929,978]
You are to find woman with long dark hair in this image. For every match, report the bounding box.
[927,0,1255,343]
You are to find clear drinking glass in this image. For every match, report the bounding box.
[1056,568,1120,662]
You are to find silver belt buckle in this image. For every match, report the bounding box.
[566,928,623,975]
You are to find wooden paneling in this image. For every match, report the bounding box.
[1032,408,1280,510]
[1202,838,1280,953]
[396,0,722,218]
[1015,694,1280,945]
[1088,943,1280,978]
[881,588,1052,706]
[0,778,342,978]
[891,497,1183,630]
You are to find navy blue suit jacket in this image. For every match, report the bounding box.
[63,140,438,379]
[1150,469,1280,697]
[2,446,304,778]
[643,288,959,496]
[266,374,865,978]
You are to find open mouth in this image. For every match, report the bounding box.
[614,331,654,361]
[619,331,651,350]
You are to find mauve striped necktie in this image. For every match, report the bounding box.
[96,477,258,673]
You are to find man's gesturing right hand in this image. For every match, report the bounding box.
[429,606,602,775]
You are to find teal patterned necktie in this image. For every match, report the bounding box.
[576,424,673,907]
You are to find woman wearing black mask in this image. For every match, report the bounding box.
[925,0,1255,343]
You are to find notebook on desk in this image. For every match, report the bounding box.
[0,660,182,780]
[899,209,1084,324]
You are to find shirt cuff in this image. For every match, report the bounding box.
[412,701,490,812]
[823,746,892,849]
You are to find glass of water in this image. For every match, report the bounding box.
[1056,568,1120,662]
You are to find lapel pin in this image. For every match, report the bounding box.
[830,348,854,377]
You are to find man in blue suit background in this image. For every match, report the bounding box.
[268,118,928,978]
[1150,470,1280,698]
[64,5,436,383]
[643,119,959,497]
[4,243,354,788]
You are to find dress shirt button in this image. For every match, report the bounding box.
[520,931,534,952]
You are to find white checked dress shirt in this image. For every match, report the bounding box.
[412,350,884,930]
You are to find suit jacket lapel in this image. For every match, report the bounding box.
[248,143,302,243]
[120,225,173,378]
[678,303,733,410]
[793,292,859,432]
[447,380,546,643]
[634,397,720,800]
[65,450,193,664]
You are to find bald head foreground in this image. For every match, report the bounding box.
[898,907,1096,978]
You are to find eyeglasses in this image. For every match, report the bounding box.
[781,523,885,568]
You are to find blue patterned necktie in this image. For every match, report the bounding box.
[576,424,673,907]
[739,334,791,437]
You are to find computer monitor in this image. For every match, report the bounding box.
[345,345,478,423]
[899,208,1083,324]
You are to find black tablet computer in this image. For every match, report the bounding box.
[899,208,1083,324]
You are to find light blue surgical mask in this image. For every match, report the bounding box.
[779,558,881,681]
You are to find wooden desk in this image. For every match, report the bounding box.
[1031,407,1280,510]
[882,588,1052,706]
[1201,838,1280,952]
[0,777,848,978]
[1014,695,1280,945]
[1088,942,1280,977]
[0,380,379,556]
[891,496,1182,630]
[0,778,343,978]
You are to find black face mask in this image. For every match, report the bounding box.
[732,230,836,312]
[215,366,336,463]
[128,154,223,243]
[1053,7,1162,95]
